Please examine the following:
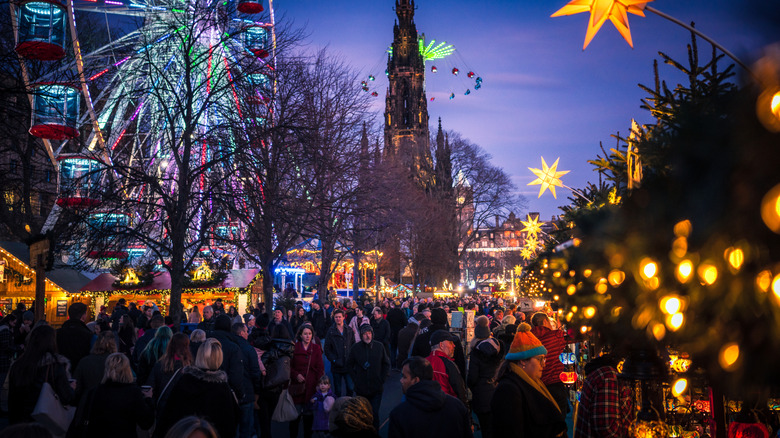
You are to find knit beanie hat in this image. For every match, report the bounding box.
[502,314,516,326]
[431,308,448,326]
[505,322,547,360]
[474,315,490,339]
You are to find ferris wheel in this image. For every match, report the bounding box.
[10,0,278,265]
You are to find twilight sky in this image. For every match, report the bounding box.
[272,0,779,221]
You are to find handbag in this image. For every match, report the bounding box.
[31,367,76,436]
[288,346,312,398]
[271,389,299,422]
[264,355,291,388]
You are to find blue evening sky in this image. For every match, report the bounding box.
[272,0,778,220]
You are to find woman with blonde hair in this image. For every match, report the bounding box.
[188,306,202,324]
[154,338,239,438]
[72,353,154,438]
[163,416,218,438]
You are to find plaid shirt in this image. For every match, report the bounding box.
[574,364,633,438]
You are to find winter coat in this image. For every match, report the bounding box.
[109,304,129,331]
[132,327,157,365]
[154,366,239,438]
[386,308,407,345]
[0,325,16,373]
[427,350,468,407]
[310,389,335,431]
[324,324,354,374]
[467,338,503,414]
[145,359,184,400]
[196,317,215,335]
[308,308,328,340]
[8,352,75,424]
[73,352,111,400]
[370,317,391,353]
[290,314,308,336]
[290,341,324,405]
[395,321,418,368]
[491,365,566,438]
[388,380,472,438]
[56,318,93,371]
[233,334,263,402]
[79,381,154,438]
[209,329,248,403]
[412,324,467,377]
[346,340,390,397]
[348,315,369,343]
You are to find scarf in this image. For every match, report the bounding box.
[509,362,561,413]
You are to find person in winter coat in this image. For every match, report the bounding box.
[209,315,251,436]
[324,309,355,396]
[109,298,129,331]
[385,303,407,368]
[74,331,117,400]
[146,332,192,400]
[347,307,369,343]
[133,314,164,366]
[346,324,390,430]
[8,325,75,426]
[196,306,215,334]
[395,314,424,369]
[369,307,391,358]
[491,323,566,438]
[310,375,336,437]
[267,307,294,340]
[573,353,633,438]
[389,356,472,438]
[289,323,325,438]
[0,314,19,391]
[74,353,154,438]
[411,308,466,378]
[154,338,240,438]
[530,312,569,414]
[290,306,309,337]
[308,301,328,340]
[56,302,93,371]
[425,330,467,407]
[137,325,172,385]
[467,318,504,438]
[230,322,263,438]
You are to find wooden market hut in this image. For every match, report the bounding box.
[77,269,263,318]
[0,241,92,326]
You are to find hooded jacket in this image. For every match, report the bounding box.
[154,366,239,438]
[210,323,249,403]
[388,380,472,438]
[467,337,504,414]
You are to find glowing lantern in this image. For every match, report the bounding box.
[559,371,577,384]
[451,67,459,75]
[671,357,691,373]
[559,352,576,365]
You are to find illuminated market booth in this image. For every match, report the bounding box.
[0,242,91,325]
[77,265,263,317]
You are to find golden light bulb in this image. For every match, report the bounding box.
[660,296,681,314]
[725,247,744,271]
[677,260,693,283]
[580,326,588,334]
[583,306,596,318]
[772,274,780,300]
[595,279,608,294]
[674,220,692,238]
[672,237,688,258]
[756,270,772,292]
[699,264,718,285]
[571,306,578,313]
[608,269,625,287]
[567,284,576,295]
[667,312,684,331]
[640,258,657,279]
[672,378,688,397]
[719,343,740,371]
[772,92,780,118]
[761,184,780,233]
[651,323,666,341]
[583,269,592,278]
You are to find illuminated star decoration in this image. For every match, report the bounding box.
[521,247,534,260]
[521,215,543,238]
[551,0,652,49]
[528,157,570,199]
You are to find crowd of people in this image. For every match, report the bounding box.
[0,294,634,438]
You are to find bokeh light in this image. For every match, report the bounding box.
[719,343,740,371]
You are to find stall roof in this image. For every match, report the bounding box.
[80,269,262,292]
[0,241,92,294]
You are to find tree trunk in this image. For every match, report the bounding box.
[351,251,360,298]
[262,258,275,317]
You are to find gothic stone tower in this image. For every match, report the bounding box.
[384,0,433,188]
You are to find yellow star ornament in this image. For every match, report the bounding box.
[521,215,543,238]
[528,157,570,199]
[551,0,652,49]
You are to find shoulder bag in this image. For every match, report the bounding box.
[31,365,76,436]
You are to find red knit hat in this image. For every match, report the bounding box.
[505,322,547,360]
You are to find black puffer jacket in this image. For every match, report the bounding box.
[346,340,390,397]
[467,337,504,414]
[388,380,471,438]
